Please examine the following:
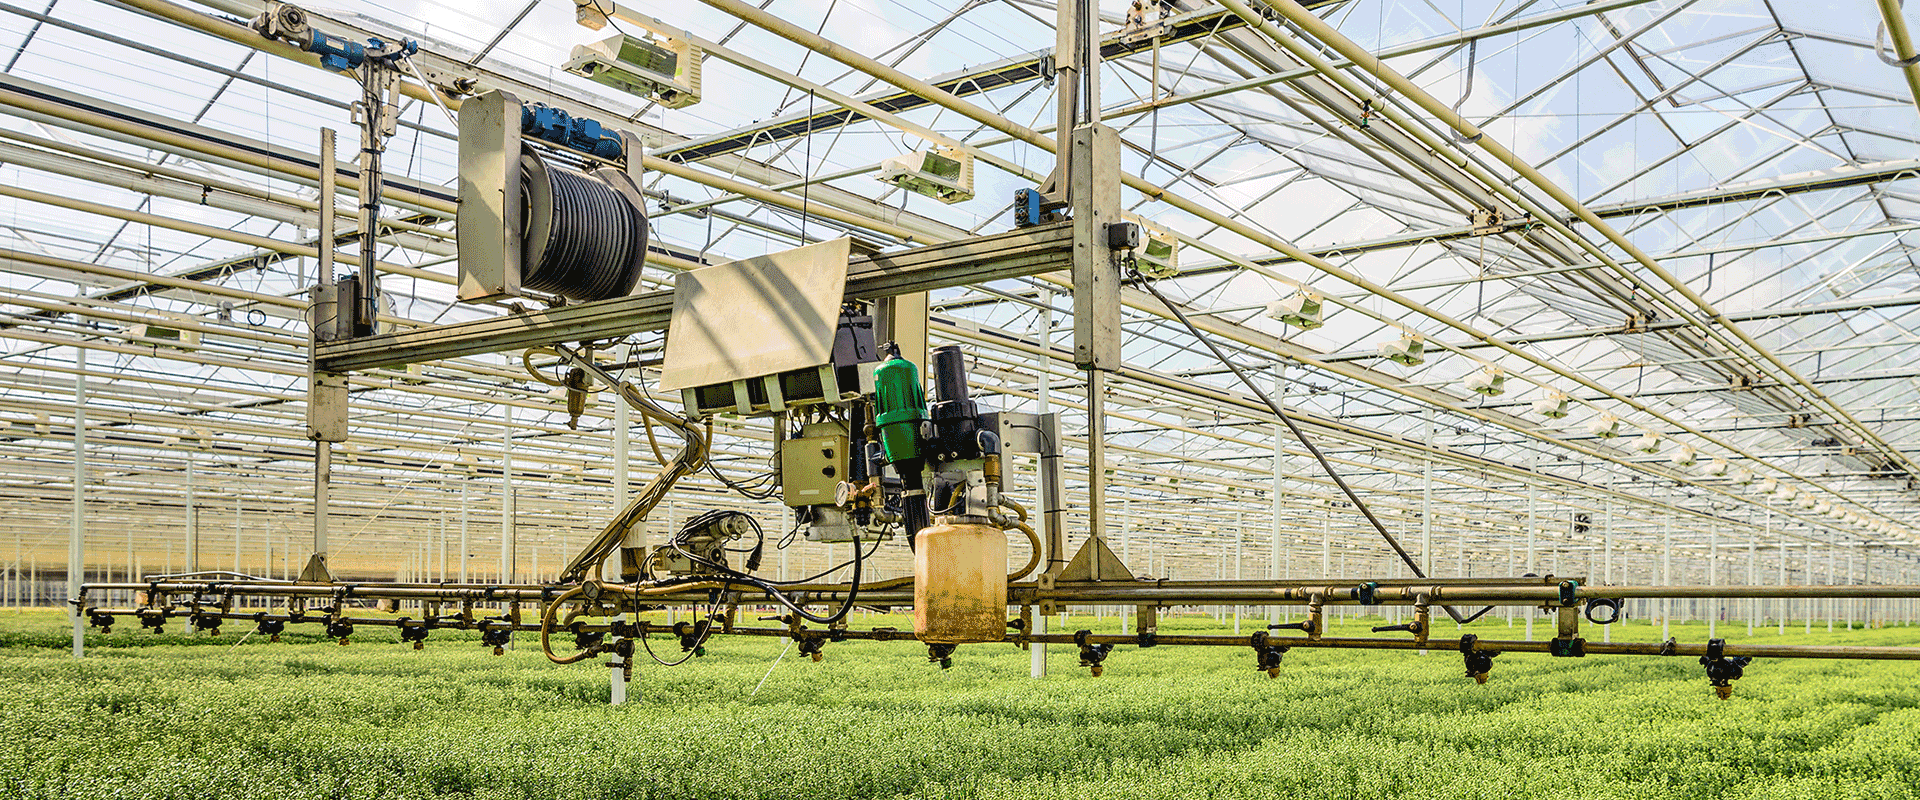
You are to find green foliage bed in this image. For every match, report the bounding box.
[5,608,1920,799]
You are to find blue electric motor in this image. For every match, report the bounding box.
[303,30,418,73]
[520,104,625,161]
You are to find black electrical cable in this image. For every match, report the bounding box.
[656,510,865,623]
[638,600,714,667]
[769,532,886,586]
[647,546,862,626]
[1134,272,1493,626]
[518,152,647,303]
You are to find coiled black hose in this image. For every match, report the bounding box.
[519,152,647,302]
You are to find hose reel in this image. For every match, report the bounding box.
[458,90,650,306]
[516,149,648,302]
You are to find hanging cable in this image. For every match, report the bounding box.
[1134,272,1492,625]
[1449,39,1483,144]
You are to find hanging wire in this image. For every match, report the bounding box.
[1134,271,1492,625]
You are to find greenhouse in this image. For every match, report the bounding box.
[3,0,1920,796]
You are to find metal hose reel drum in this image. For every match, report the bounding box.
[458,89,649,306]
[515,149,648,302]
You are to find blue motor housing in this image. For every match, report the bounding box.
[305,30,365,72]
[520,104,625,161]
[302,31,417,73]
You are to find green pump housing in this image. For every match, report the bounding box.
[872,353,926,464]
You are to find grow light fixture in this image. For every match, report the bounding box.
[1796,494,1817,510]
[1704,458,1730,477]
[1632,430,1662,454]
[1119,214,1180,278]
[127,314,202,350]
[1377,332,1425,366]
[1667,444,1697,467]
[1530,391,1569,419]
[1267,291,1324,330]
[564,30,702,109]
[1731,467,1753,486]
[1586,413,1621,439]
[1462,366,1506,396]
[877,147,975,204]
[1814,501,1833,515]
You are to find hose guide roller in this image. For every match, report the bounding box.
[457,89,649,305]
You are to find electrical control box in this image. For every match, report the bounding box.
[780,428,850,508]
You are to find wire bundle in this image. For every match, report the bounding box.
[518,153,648,303]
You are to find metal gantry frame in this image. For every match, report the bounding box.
[0,0,1917,684]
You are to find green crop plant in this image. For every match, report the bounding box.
[6,608,1920,799]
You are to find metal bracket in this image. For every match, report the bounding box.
[296,553,335,584]
[1057,534,1133,582]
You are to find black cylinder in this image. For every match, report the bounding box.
[930,345,970,406]
[928,345,980,461]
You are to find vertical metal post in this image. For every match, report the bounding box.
[1707,523,1718,639]
[1746,536,1756,636]
[1845,545,1855,631]
[313,444,330,570]
[1827,545,1836,633]
[1086,368,1107,574]
[611,356,631,704]
[1806,541,1814,634]
[459,481,470,584]
[354,66,396,337]
[1420,409,1433,577]
[69,345,86,658]
[1775,506,1785,635]
[1662,526,1672,642]
[184,457,197,632]
[1320,516,1330,578]
[1602,501,1612,644]
[1032,290,1055,679]
[1049,0,1079,184]
[1269,366,1284,629]
[1525,484,1536,641]
[502,401,515,585]
[1232,510,1243,634]
[1337,548,1346,625]
[1120,499,1132,635]
[1418,408,1432,651]
[308,127,340,582]
[1066,115,1120,583]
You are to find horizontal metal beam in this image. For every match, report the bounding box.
[1319,288,1920,363]
[1178,157,1920,278]
[656,5,1271,163]
[313,222,1075,372]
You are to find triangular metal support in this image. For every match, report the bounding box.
[297,553,335,584]
[1058,535,1135,582]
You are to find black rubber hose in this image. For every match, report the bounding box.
[520,161,646,302]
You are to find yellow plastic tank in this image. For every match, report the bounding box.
[914,520,1008,644]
